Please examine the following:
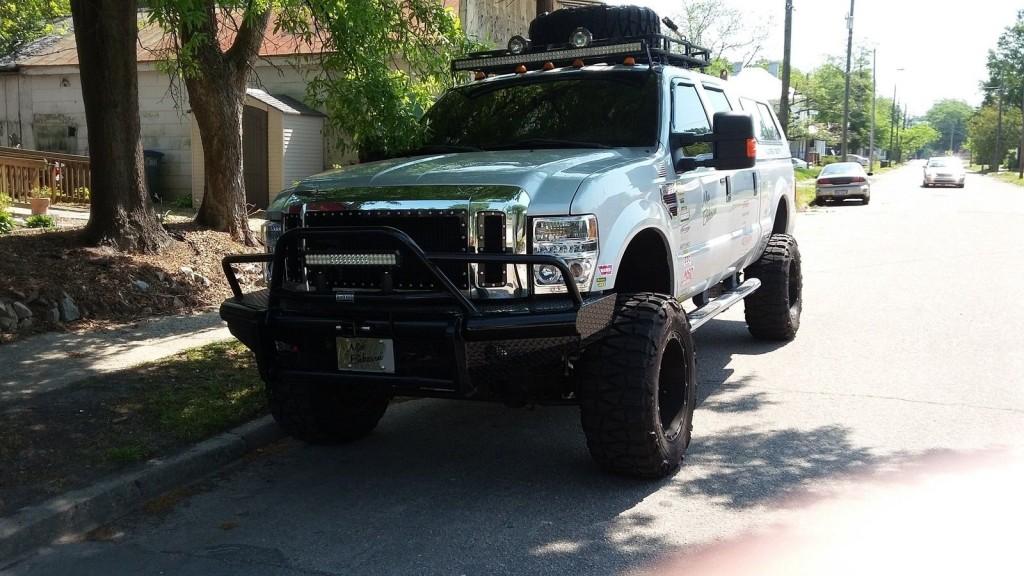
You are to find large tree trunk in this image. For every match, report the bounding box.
[178,5,269,246]
[187,72,253,244]
[71,0,169,253]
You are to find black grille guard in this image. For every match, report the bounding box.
[222,225,584,316]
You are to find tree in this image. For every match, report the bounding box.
[986,10,1024,178]
[967,104,1022,170]
[149,2,272,245]
[70,0,170,252]
[925,99,973,153]
[897,123,941,160]
[794,50,874,153]
[672,0,772,66]
[0,0,69,56]
[298,0,475,160]
[149,1,473,243]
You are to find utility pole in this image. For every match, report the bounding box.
[888,68,903,163]
[779,0,794,131]
[995,89,1004,172]
[869,48,876,173]
[840,0,855,161]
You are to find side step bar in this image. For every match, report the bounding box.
[686,278,761,331]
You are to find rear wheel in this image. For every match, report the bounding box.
[744,234,803,341]
[267,378,390,443]
[578,293,696,479]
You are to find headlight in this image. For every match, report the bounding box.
[532,215,598,294]
[262,220,282,283]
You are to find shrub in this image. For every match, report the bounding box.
[0,210,14,234]
[29,186,53,199]
[171,195,193,209]
[819,156,841,167]
[74,186,91,201]
[0,192,11,210]
[25,214,56,229]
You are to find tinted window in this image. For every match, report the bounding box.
[756,102,782,141]
[421,73,659,150]
[820,162,863,175]
[703,87,732,113]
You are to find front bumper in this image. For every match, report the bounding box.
[219,226,616,403]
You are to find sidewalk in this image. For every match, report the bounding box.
[0,312,230,402]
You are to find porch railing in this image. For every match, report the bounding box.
[0,146,91,204]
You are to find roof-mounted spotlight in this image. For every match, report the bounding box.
[569,27,593,48]
[508,35,529,55]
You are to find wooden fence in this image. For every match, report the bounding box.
[0,146,91,204]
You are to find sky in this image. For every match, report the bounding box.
[610,0,1022,115]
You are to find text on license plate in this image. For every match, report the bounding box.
[337,337,395,373]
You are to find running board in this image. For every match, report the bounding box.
[686,278,761,331]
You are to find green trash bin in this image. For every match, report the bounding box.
[143,150,164,201]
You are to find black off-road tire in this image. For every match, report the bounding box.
[529,5,661,46]
[267,378,390,443]
[744,234,803,341]
[578,293,696,479]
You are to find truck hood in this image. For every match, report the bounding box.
[272,149,647,215]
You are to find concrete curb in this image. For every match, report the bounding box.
[0,415,282,564]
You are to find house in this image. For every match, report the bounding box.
[0,1,591,207]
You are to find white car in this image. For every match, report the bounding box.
[846,154,869,167]
[815,162,871,205]
[922,157,965,188]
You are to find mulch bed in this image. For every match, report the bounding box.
[0,223,261,344]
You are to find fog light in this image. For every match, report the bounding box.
[569,27,593,48]
[535,264,562,285]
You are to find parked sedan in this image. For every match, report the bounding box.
[922,157,966,188]
[791,157,809,169]
[815,162,872,205]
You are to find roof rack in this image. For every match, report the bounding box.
[451,34,711,76]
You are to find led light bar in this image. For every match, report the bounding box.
[452,42,643,71]
[305,252,398,266]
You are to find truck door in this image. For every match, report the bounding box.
[669,80,730,297]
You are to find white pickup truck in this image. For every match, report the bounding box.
[220,5,803,478]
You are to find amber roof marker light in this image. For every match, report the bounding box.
[515,64,528,74]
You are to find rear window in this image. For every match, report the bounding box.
[821,162,862,175]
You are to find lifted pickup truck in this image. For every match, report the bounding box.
[220,5,802,478]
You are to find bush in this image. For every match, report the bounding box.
[25,214,56,229]
[0,193,11,210]
[29,186,53,199]
[172,195,193,210]
[0,210,14,235]
[74,186,91,201]
[819,156,841,166]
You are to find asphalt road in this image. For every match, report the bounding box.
[6,163,1024,575]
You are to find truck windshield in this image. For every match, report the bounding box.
[420,72,659,151]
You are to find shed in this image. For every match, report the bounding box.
[191,88,326,210]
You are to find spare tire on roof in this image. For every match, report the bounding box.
[528,5,661,47]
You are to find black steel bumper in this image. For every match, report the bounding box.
[219,226,616,401]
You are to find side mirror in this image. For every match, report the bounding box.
[711,112,757,171]
[867,172,874,177]
[673,112,757,172]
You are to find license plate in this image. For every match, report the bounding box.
[834,188,846,195]
[336,337,395,373]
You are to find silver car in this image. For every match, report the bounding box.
[815,162,871,205]
[922,157,965,188]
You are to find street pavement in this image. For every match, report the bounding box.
[5,164,1024,575]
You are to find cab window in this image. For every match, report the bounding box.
[756,102,783,141]
[702,87,733,113]
[672,83,711,157]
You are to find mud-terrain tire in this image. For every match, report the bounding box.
[744,234,803,341]
[529,5,660,46]
[578,293,696,478]
[267,378,390,443]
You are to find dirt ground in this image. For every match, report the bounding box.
[0,223,261,343]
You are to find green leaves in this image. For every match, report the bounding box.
[0,0,70,56]
[297,0,479,160]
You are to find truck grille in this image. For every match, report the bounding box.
[282,209,470,291]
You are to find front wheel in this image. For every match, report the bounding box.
[267,378,390,443]
[744,234,803,341]
[578,293,696,478]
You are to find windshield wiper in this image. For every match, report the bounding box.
[489,138,612,150]
[406,143,483,155]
